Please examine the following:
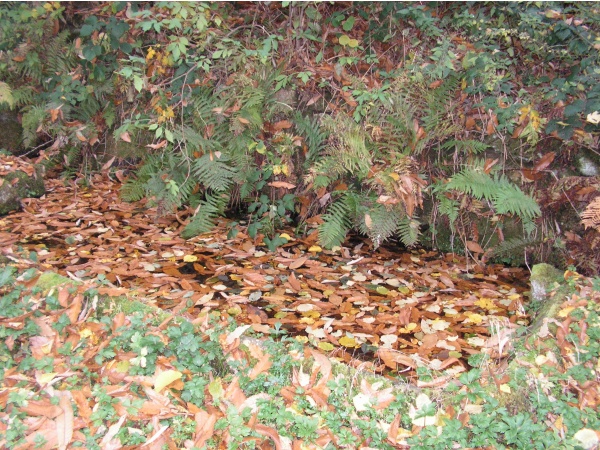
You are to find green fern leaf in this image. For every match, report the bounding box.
[397,216,420,247]
[182,193,229,239]
[318,196,352,248]
[0,82,14,109]
[193,153,237,192]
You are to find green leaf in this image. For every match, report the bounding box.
[342,16,355,32]
[339,34,350,46]
[0,266,16,287]
[0,82,15,109]
[133,76,143,92]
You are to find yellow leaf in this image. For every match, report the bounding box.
[339,335,359,348]
[154,370,182,393]
[308,245,322,253]
[279,233,292,241]
[474,297,496,310]
[208,378,224,400]
[499,384,511,394]
[37,372,57,385]
[376,286,390,295]
[464,312,484,324]
[318,342,335,351]
[558,306,575,318]
[183,254,198,262]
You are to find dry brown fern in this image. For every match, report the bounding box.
[581,196,600,232]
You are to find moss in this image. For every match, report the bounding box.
[529,263,563,302]
[98,295,172,325]
[0,110,24,155]
[35,271,74,292]
[0,168,45,215]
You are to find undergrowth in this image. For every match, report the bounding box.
[1,260,598,448]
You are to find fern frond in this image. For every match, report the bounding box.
[193,153,237,192]
[181,192,229,239]
[492,177,541,221]
[294,113,327,164]
[397,216,420,247]
[12,86,37,107]
[21,104,47,147]
[0,82,14,109]
[446,169,496,200]
[581,196,600,232]
[441,139,489,155]
[438,195,459,228]
[120,178,146,202]
[359,204,403,248]
[490,236,541,257]
[318,195,352,248]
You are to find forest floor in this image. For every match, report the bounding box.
[0,158,599,449]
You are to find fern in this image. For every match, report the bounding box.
[490,236,541,257]
[318,115,372,179]
[318,194,352,248]
[294,113,327,164]
[193,153,237,192]
[21,104,47,147]
[436,167,540,229]
[181,192,229,239]
[358,203,403,248]
[581,196,600,232]
[120,178,146,202]
[492,178,541,221]
[0,82,14,109]
[441,139,489,155]
[12,86,37,108]
[438,195,459,228]
[445,169,496,200]
[397,216,421,247]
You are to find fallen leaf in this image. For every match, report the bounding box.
[154,370,183,393]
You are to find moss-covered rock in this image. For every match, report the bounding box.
[0,110,24,156]
[0,167,45,215]
[529,263,563,302]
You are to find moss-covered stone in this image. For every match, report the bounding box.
[0,110,24,156]
[0,167,45,215]
[529,263,563,302]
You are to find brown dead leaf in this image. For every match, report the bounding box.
[289,256,308,270]
[268,181,296,189]
[248,353,273,380]
[288,271,302,291]
[273,120,293,131]
[377,348,416,370]
[55,390,74,450]
[466,240,484,254]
